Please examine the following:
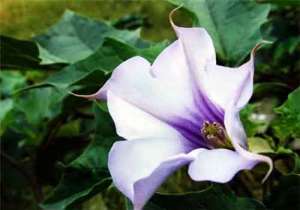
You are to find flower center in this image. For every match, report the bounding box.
[200,121,233,149]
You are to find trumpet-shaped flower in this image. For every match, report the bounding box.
[74,18,273,210]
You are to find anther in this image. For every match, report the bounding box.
[200,121,232,149]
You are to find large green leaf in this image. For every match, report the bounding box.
[35,10,148,64]
[0,35,63,70]
[41,103,116,210]
[0,11,158,71]
[0,71,26,97]
[0,99,14,135]
[15,87,67,125]
[265,175,300,210]
[40,141,112,210]
[272,86,300,142]
[42,38,167,89]
[0,35,41,69]
[167,0,270,65]
[127,185,267,210]
[258,0,300,6]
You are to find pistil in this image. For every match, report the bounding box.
[201,121,233,149]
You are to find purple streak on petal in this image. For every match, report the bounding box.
[165,86,225,148]
[168,16,225,129]
[99,43,223,148]
[168,117,208,148]
[194,90,224,124]
[107,91,192,143]
[73,29,225,151]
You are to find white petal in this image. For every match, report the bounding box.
[107,91,188,141]
[108,138,193,210]
[151,40,195,100]
[203,56,254,109]
[171,23,216,89]
[224,106,273,182]
[188,148,257,183]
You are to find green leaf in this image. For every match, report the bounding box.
[41,103,116,210]
[41,170,111,210]
[293,154,300,174]
[257,0,300,6]
[167,0,270,65]
[265,175,300,210]
[0,35,41,69]
[35,10,148,64]
[40,137,113,210]
[240,101,276,137]
[0,99,14,135]
[253,82,291,100]
[272,86,300,142]
[42,38,167,89]
[15,87,67,125]
[112,14,145,30]
[0,71,26,97]
[127,185,266,210]
[248,137,275,154]
[0,35,63,70]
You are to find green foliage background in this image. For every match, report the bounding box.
[0,0,299,210]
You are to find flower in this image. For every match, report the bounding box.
[74,14,273,210]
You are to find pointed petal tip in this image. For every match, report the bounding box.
[68,89,103,100]
[261,155,273,183]
[252,40,272,56]
[169,4,183,27]
[169,5,184,28]
[236,144,273,184]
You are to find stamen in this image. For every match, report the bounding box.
[201,121,232,149]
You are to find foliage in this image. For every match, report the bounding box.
[1,0,299,210]
[138,185,267,210]
[168,0,270,65]
[272,87,300,142]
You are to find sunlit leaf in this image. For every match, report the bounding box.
[248,137,275,154]
[272,86,300,142]
[35,10,149,64]
[42,38,167,89]
[0,72,26,95]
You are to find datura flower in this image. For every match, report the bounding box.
[75,15,273,210]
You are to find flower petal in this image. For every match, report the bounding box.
[107,91,191,142]
[203,56,254,110]
[224,106,273,182]
[108,138,193,210]
[170,21,216,89]
[223,47,273,182]
[73,37,224,146]
[84,55,200,123]
[188,148,257,183]
[151,40,195,101]
[171,16,255,111]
